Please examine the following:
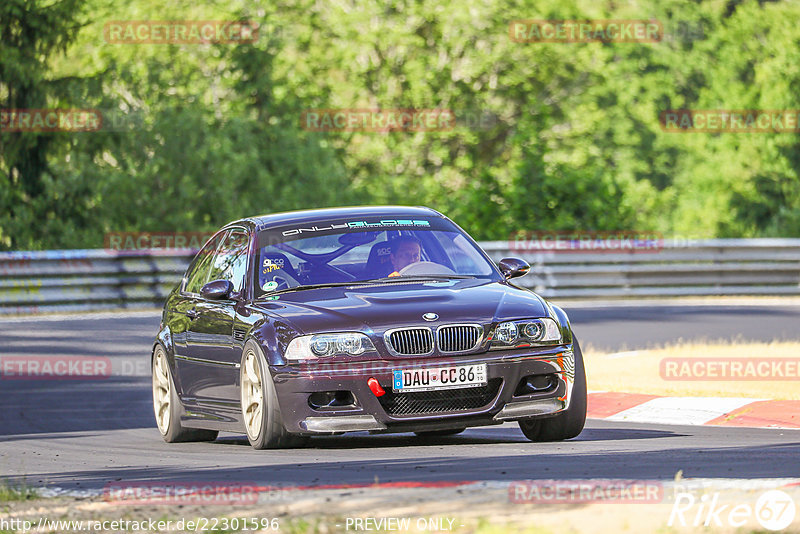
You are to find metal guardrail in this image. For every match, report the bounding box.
[1,239,799,314]
[483,238,800,298]
[0,249,194,315]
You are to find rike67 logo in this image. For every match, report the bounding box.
[669,489,796,531]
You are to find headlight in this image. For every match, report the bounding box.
[523,321,544,340]
[495,321,518,344]
[285,333,377,360]
[490,318,561,349]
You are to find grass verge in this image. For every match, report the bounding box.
[0,480,38,502]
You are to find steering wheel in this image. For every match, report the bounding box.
[398,261,457,276]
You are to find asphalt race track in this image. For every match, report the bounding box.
[1,302,800,493]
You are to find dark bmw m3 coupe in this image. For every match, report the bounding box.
[151,206,586,448]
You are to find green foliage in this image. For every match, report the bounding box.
[1,0,799,249]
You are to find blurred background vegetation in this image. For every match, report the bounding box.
[2,0,799,250]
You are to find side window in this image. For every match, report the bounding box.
[184,233,225,294]
[206,229,249,292]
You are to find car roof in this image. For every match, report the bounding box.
[233,205,446,229]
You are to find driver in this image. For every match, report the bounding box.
[388,236,422,277]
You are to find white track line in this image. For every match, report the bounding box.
[605,396,762,426]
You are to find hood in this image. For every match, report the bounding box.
[251,279,549,334]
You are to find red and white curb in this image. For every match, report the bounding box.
[588,392,800,429]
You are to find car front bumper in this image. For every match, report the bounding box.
[271,344,577,434]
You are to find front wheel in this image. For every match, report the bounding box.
[240,341,307,449]
[152,345,218,443]
[519,338,587,442]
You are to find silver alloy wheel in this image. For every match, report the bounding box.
[242,348,264,439]
[152,349,171,435]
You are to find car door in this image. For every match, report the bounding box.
[181,228,250,406]
[169,232,223,401]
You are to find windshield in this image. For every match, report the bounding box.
[254,217,499,296]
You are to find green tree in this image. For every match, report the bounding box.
[0,0,101,248]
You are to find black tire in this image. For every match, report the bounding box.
[414,428,466,437]
[519,337,587,442]
[240,341,308,449]
[152,345,218,443]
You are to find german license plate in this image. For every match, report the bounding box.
[392,364,487,393]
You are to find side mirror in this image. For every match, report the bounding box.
[200,279,234,300]
[498,257,530,280]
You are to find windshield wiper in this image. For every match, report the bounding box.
[364,274,476,282]
[256,275,477,298]
[257,282,358,297]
